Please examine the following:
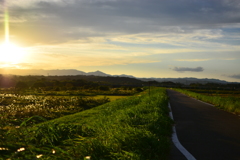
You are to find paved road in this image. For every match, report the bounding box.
[167,89,240,160]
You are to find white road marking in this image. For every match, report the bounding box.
[168,103,197,160]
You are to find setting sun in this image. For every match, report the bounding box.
[0,42,27,63]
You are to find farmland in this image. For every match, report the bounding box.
[0,75,144,131]
[0,87,173,159]
[0,94,111,126]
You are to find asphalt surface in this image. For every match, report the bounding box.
[167,89,240,160]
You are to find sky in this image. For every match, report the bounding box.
[0,0,240,82]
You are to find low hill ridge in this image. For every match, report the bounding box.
[0,68,238,84]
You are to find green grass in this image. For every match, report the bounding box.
[183,89,240,98]
[91,95,129,101]
[173,88,240,115]
[1,88,173,160]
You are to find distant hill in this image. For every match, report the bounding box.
[0,68,238,84]
[46,69,86,76]
[138,77,229,85]
[86,71,110,77]
[113,74,136,78]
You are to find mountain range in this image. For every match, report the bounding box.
[0,68,236,84]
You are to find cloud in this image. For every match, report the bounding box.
[2,55,160,69]
[0,62,33,69]
[3,0,240,46]
[175,59,210,62]
[172,67,204,72]
[227,74,240,79]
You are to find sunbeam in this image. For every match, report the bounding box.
[4,1,9,44]
[0,0,27,64]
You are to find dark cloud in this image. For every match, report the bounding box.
[172,67,204,72]
[228,74,240,79]
[4,0,240,45]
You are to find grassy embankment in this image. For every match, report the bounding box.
[1,88,173,160]
[174,88,240,115]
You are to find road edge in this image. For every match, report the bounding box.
[168,102,196,160]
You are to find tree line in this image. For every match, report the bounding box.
[0,74,239,91]
[0,75,144,91]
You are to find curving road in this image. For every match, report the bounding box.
[167,89,240,160]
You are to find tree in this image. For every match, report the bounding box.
[15,81,29,90]
[32,81,46,89]
[98,86,110,91]
[66,83,74,90]
[135,87,143,92]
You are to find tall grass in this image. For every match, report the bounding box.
[1,88,173,160]
[174,89,240,115]
[0,95,110,126]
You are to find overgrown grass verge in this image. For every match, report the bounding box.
[173,89,240,115]
[1,88,173,160]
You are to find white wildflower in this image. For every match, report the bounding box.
[17,147,25,152]
[36,154,43,158]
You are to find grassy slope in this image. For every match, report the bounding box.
[2,88,173,160]
[173,89,240,115]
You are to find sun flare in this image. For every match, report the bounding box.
[0,42,27,63]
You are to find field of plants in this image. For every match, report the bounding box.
[0,85,142,126]
[184,88,240,98]
[0,88,173,159]
[0,94,111,127]
[174,88,240,115]
[1,86,142,96]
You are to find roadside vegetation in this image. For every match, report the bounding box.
[0,88,173,159]
[174,88,240,115]
[183,87,240,98]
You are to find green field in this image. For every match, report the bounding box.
[0,94,111,126]
[173,88,240,115]
[92,95,129,101]
[0,88,173,159]
[184,89,240,98]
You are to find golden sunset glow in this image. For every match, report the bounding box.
[0,1,26,64]
[0,42,27,63]
[0,0,239,82]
